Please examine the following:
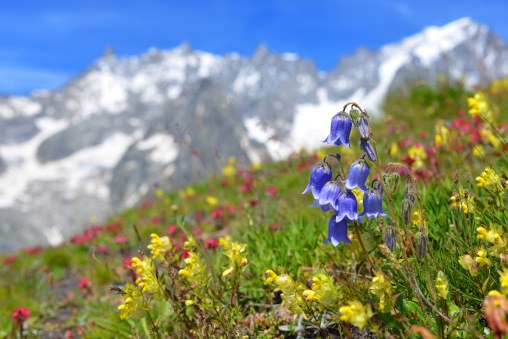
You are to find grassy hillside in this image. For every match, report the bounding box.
[2,77,508,338]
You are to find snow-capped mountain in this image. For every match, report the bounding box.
[1,17,507,252]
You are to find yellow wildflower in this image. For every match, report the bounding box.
[131,256,147,274]
[435,271,449,299]
[308,273,339,306]
[155,188,164,198]
[179,252,206,287]
[183,236,197,250]
[468,92,492,120]
[476,168,504,194]
[302,289,318,302]
[264,270,278,283]
[147,233,172,260]
[489,290,503,297]
[459,254,478,277]
[339,300,373,329]
[407,145,427,169]
[222,241,248,278]
[389,142,400,157]
[500,268,508,296]
[434,124,449,146]
[476,227,488,239]
[117,283,144,320]
[222,266,234,277]
[206,196,218,206]
[475,247,493,268]
[369,271,393,312]
[219,235,232,249]
[449,189,475,214]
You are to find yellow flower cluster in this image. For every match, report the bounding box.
[222,156,237,177]
[178,252,206,287]
[476,225,505,256]
[222,240,248,278]
[206,196,219,206]
[264,269,306,314]
[435,271,449,299]
[131,256,163,298]
[449,189,475,214]
[476,168,504,195]
[458,254,478,277]
[407,145,426,169]
[117,282,145,320]
[148,233,172,260]
[490,78,508,95]
[434,124,449,146]
[369,271,393,312]
[302,273,339,306]
[339,300,373,329]
[467,92,492,120]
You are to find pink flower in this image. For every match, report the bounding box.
[96,244,109,253]
[269,224,283,232]
[78,278,91,290]
[192,226,202,236]
[182,250,189,260]
[265,185,280,196]
[122,257,134,269]
[151,216,161,224]
[3,254,17,265]
[204,239,219,249]
[167,224,178,235]
[211,209,224,219]
[227,205,236,213]
[11,307,31,324]
[24,247,41,256]
[114,236,130,244]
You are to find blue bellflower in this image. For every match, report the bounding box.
[334,191,362,223]
[360,138,377,162]
[311,180,341,211]
[360,189,387,219]
[343,158,369,193]
[302,162,332,200]
[323,112,352,148]
[358,116,370,139]
[323,215,352,246]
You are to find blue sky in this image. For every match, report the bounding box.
[2,0,508,95]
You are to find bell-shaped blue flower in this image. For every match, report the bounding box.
[360,138,377,162]
[311,180,341,211]
[335,191,362,222]
[323,215,352,246]
[360,188,387,219]
[358,115,370,139]
[302,162,332,200]
[342,158,369,193]
[323,112,352,148]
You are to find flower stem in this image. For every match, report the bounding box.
[354,222,376,272]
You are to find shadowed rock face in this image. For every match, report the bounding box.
[0,18,507,253]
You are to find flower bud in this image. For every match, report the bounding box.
[414,232,428,258]
[383,172,400,194]
[384,226,396,252]
[401,198,414,226]
[358,115,370,139]
[359,138,377,162]
[349,109,360,127]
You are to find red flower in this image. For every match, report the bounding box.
[167,224,178,235]
[182,250,189,259]
[11,307,31,324]
[265,185,280,196]
[151,216,161,225]
[114,236,130,244]
[241,175,254,192]
[24,247,41,256]
[122,257,134,269]
[211,209,224,219]
[269,224,283,232]
[192,226,203,236]
[78,278,91,290]
[220,179,228,187]
[96,244,109,253]
[3,254,17,265]
[227,205,236,214]
[249,199,259,207]
[204,239,219,249]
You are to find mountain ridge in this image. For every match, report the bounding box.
[1,17,507,253]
